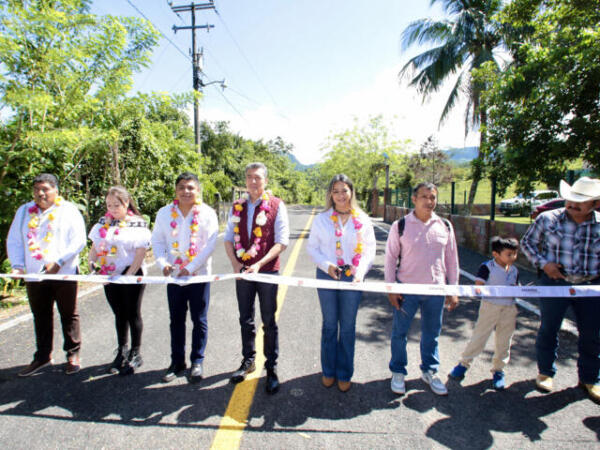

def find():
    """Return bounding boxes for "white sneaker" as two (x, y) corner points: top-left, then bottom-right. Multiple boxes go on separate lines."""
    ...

(391, 372), (406, 395)
(421, 370), (448, 396)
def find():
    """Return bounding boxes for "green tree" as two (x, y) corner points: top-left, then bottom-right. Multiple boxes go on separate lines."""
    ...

(399, 0), (504, 212)
(319, 116), (411, 205)
(0, 0), (169, 257)
(479, 0), (600, 194)
(408, 135), (453, 185)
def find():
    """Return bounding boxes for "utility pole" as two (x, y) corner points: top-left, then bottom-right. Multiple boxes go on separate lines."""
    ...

(170, 1), (216, 157)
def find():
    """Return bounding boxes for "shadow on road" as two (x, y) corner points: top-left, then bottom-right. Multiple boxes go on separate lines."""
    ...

(0, 363), (593, 445)
(0, 364), (236, 428)
(404, 379), (589, 449)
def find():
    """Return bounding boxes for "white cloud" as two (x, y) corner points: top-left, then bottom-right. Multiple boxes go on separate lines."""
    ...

(199, 63), (480, 165)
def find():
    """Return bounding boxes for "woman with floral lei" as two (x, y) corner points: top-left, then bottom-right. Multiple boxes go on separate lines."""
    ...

(151, 172), (218, 384)
(307, 174), (376, 392)
(88, 186), (151, 376)
(7, 173), (86, 377)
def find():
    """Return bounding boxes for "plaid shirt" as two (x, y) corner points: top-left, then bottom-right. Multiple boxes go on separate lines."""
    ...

(521, 208), (600, 276)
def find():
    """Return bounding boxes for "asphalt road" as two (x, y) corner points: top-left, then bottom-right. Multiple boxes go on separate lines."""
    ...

(0, 206), (598, 449)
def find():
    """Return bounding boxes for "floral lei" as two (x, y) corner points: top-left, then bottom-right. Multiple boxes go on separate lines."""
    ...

(331, 209), (363, 277)
(169, 198), (202, 270)
(93, 210), (132, 275)
(231, 192), (270, 261)
(27, 196), (63, 261)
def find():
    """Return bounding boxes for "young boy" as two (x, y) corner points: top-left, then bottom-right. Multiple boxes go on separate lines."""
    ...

(449, 236), (520, 390)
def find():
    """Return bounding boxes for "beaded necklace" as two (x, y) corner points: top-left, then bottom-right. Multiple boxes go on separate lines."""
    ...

(169, 199), (202, 269)
(231, 192), (270, 262)
(27, 197), (63, 260)
(330, 209), (363, 277)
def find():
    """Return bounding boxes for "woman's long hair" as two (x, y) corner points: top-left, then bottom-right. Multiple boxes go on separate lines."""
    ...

(105, 186), (142, 217)
(325, 174), (360, 211)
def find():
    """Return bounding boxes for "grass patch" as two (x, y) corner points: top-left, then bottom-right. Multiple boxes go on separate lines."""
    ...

(474, 215), (533, 225)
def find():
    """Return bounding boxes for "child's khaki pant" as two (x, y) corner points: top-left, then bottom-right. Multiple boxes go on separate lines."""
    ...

(460, 301), (518, 372)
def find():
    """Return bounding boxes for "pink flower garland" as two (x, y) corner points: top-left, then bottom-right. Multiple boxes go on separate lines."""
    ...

(94, 210), (133, 275)
(331, 209), (363, 277)
(231, 192), (270, 261)
(169, 199), (202, 270)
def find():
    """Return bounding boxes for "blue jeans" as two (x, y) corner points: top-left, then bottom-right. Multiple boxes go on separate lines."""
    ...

(389, 293), (445, 374)
(167, 283), (210, 365)
(537, 275), (600, 384)
(316, 268), (363, 382)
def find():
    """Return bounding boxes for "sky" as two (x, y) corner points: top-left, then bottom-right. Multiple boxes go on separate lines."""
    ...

(91, 0), (480, 165)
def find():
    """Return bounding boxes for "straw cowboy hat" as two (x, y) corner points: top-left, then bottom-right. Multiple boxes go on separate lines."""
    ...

(559, 177), (600, 202)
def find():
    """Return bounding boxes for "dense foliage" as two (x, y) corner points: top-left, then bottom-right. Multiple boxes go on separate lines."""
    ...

(0, 0), (316, 263)
(399, 0), (505, 211)
(478, 0), (600, 194)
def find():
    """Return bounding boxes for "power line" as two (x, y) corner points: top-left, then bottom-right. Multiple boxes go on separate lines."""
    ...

(213, 5), (285, 116)
(125, 0), (190, 62)
(128, 1), (249, 125)
(211, 86), (248, 123)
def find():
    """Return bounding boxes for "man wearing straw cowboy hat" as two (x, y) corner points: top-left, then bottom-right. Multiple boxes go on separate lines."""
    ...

(521, 176), (600, 403)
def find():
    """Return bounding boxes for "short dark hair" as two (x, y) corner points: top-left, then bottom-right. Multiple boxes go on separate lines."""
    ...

(33, 173), (59, 189)
(412, 182), (437, 196)
(491, 236), (519, 253)
(175, 172), (200, 187)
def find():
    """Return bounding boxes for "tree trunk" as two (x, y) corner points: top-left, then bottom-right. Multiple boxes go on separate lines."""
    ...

(110, 141), (121, 185)
(467, 108), (487, 214)
(0, 118), (22, 189)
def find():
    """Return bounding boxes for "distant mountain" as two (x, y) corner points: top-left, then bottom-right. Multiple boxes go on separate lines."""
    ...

(444, 146), (479, 164)
(287, 153), (314, 171)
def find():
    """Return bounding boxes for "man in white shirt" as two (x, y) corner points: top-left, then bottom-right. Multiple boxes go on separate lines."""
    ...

(151, 172), (218, 383)
(7, 173), (86, 376)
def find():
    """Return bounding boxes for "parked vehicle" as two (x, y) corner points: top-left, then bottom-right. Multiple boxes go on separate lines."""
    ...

(498, 195), (528, 216)
(528, 190), (560, 211)
(531, 198), (565, 219)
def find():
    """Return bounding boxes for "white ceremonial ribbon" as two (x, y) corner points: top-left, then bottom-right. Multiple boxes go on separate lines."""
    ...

(1, 272), (599, 298)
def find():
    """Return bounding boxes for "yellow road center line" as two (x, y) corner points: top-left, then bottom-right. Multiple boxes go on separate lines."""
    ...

(210, 209), (316, 450)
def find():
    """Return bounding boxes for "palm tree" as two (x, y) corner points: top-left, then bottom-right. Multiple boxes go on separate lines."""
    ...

(399, 0), (505, 212)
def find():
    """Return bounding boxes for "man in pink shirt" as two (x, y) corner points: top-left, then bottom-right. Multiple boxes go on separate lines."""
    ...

(384, 182), (459, 396)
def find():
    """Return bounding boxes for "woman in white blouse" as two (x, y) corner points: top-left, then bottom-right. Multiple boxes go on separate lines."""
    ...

(88, 186), (151, 376)
(307, 174), (376, 392)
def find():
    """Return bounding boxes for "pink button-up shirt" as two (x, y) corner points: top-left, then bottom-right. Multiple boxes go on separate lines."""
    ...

(384, 212), (459, 285)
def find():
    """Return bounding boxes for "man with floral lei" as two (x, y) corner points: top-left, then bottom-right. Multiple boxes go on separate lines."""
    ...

(224, 162), (289, 394)
(7, 173), (86, 377)
(151, 172), (218, 383)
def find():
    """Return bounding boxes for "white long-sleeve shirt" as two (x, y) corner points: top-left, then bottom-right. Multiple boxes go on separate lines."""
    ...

(306, 208), (376, 280)
(7, 200), (86, 274)
(151, 202), (218, 275)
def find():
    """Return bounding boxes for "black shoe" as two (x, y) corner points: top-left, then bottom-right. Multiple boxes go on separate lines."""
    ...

(120, 350), (143, 376)
(265, 368), (279, 394)
(107, 347), (127, 375)
(162, 362), (187, 383)
(18, 359), (53, 377)
(190, 362), (203, 383)
(230, 359), (256, 384)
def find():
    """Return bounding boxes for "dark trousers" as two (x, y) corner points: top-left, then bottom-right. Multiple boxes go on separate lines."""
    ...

(537, 275), (600, 384)
(235, 274), (279, 370)
(103, 268), (145, 351)
(25, 280), (81, 362)
(167, 282), (210, 365)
